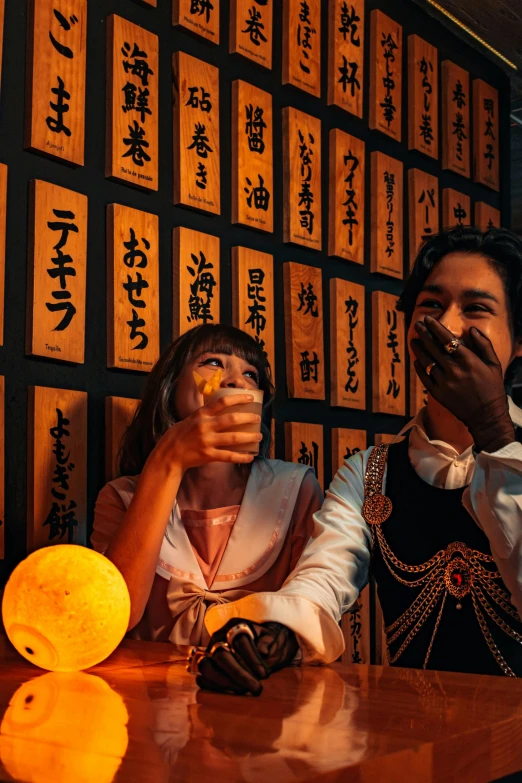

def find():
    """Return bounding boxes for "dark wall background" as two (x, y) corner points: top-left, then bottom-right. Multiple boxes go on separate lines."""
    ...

(0, 0), (510, 586)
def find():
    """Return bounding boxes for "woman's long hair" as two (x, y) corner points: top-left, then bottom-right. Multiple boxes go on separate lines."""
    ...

(118, 324), (275, 476)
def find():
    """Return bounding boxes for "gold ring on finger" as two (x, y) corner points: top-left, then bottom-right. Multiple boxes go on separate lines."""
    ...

(444, 338), (460, 354)
(226, 623), (256, 647)
(426, 361), (437, 377)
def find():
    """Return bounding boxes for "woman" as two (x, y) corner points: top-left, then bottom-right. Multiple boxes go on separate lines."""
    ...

(306, 226), (522, 676)
(91, 324), (325, 695)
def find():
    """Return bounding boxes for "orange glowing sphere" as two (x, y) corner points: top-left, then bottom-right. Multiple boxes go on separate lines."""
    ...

(1, 545), (131, 671)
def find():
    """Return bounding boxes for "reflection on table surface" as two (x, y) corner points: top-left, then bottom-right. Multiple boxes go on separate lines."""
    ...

(0, 638), (522, 782)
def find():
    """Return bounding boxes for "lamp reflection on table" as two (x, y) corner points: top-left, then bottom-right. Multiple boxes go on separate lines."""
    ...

(0, 671), (129, 783)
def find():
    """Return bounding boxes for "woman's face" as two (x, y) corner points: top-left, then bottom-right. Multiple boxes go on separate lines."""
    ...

(407, 252), (522, 376)
(173, 351), (261, 420)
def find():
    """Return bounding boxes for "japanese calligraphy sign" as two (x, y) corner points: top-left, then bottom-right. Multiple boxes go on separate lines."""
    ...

(0, 377), (3, 559)
(330, 279), (365, 409)
(0, 164), (6, 347)
(442, 61), (470, 177)
(328, 0), (364, 117)
(107, 204), (160, 372)
(473, 79), (500, 191)
(408, 35), (438, 159)
(369, 10), (402, 141)
(28, 386), (87, 552)
(285, 422), (324, 489)
(371, 152), (403, 279)
(332, 428), (366, 474)
(442, 188), (471, 229)
(107, 15), (158, 190)
(283, 108), (321, 250)
(475, 202), (501, 232)
(173, 227), (220, 337)
(375, 432), (397, 445)
(329, 129), (364, 264)
(173, 52), (220, 215)
(231, 247), (275, 381)
(25, 0), (86, 165)
(283, 262), (325, 400)
(283, 0), (320, 97)
(341, 587), (370, 665)
(232, 81), (273, 232)
(27, 180), (87, 364)
(372, 291), (405, 416)
(173, 0), (219, 44)
(410, 364), (428, 417)
(408, 169), (439, 270)
(105, 396), (140, 481)
(231, 0), (272, 68)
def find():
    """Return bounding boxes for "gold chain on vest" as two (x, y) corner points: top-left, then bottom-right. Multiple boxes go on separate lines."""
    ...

(362, 444), (522, 676)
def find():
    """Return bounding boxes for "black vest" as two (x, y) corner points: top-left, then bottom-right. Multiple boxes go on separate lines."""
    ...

(372, 436), (522, 676)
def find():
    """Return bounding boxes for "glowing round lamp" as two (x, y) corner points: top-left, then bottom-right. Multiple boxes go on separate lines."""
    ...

(0, 672), (129, 783)
(1, 545), (131, 671)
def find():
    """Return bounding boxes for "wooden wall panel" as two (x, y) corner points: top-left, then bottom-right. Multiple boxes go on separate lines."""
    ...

(283, 108), (321, 250)
(28, 386), (87, 551)
(283, 0), (321, 97)
(442, 61), (470, 177)
(230, 0), (272, 69)
(173, 52), (220, 215)
(332, 427), (366, 474)
(408, 168), (439, 270)
(285, 421), (323, 489)
(330, 279), (365, 409)
(173, 227), (220, 337)
(106, 15), (158, 190)
(25, 0), (86, 165)
(375, 432), (397, 445)
(371, 152), (403, 279)
(105, 396), (140, 482)
(329, 129), (364, 263)
(408, 35), (438, 159)
(369, 10), (402, 141)
(107, 204), (160, 372)
(26, 180), (87, 364)
(372, 291), (405, 416)
(473, 79), (499, 192)
(475, 202), (501, 231)
(328, 0), (364, 117)
(442, 188), (471, 229)
(173, 0), (219, 44)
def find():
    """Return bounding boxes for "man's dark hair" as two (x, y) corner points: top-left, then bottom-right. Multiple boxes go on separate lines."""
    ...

(397, 226), (522, 387)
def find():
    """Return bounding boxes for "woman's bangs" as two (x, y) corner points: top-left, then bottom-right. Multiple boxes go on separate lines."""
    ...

(188, 325), (266, 371)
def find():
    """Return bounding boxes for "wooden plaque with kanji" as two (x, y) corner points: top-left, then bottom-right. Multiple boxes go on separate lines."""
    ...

(442, 188), (471, 229)
(283, 0), (321, 97)
(371, 152), (403, 279)
(28, 386), (87, 551)
(173, 51), (220, 215)
(285, 421), (324, 489)
(408, 35), (438, 159)
(283, 107), (321, 250)
(105, 396), (140, 482)
(283, 262), (325, 400)
(442, 61), (470, 177)
(173, 0), (219, 44)
(173, 227), (220, 338)
(330, 279), (365, 409)
(329, 129), (364, 264)
(372, 291), (405, 416)
(107, 204), (160, 372)
(27, 180), (87, 364)
(106, 15), (158, 190)
(231, 247), (275, 381)
(473, 79), (499, 191)
(408, 169), (439, 270)
(25, 0), (86, 166)
(230, 0), (272, 69)
(475, 202), (501, 232)
(369, 10), (402, 141)
(328, 0), (364, 117)
(332, 427), (366, 474)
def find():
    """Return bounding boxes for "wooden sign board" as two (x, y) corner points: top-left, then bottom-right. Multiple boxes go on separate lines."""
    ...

(105, 396), (140, 481)
(142, 0), (157, 5)
(283, 0), (320, 97)
(330, 279), (365, 409)
(106, 16), (158, 190)
(369, 10), (402, 141)
(283, 262), (325, 400)
(28, 386), (87, 551)
(329, 129), (364, 264)
(328, 0), (364, 117)
(25, 0), (86, 165)
(173, 52), (220, 215)
(442, 61), (470, 177)
(27, 180), (87, 364)
(408, 35), (438, 159)
(371, 152), (403, 279)
(475, 202), (501, 232)
(230, 0), (272, 69)
(173, 227), (220, 337)
(284, 421), (324, 489)
(375, 433), (397, 445)
(231, 247), (275, 381)
(107, 204), (160, 372)
(0, 163), (6, 346)
(372, 291), (405, 416)
(173, 0), (219, 44)
(232, 81), (273, 233)
(332, 427), (366, 473)
(410, 364), (428, 417)
(341, 586), (370, 665)
(0, 376), (3, 559)
(473, 79), (500, 191)
(442, 188), (471, 229)
(283, 108), (321, 250)
(408, 169), (439, 270)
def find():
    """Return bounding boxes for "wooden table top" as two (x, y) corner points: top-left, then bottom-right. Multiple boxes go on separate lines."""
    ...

(0, 637), (521, 783)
